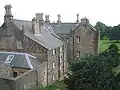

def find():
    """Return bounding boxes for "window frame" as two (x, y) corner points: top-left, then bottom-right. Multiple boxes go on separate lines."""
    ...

(76, 36), (80, 43)
(52, 61), (55, 69)
(76, 51), (80, 57)
(52, 49), (56, 55)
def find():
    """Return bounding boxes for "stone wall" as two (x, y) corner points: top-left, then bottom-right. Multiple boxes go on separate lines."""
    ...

(0, 62), (47, 90)
(47, 49), (59, 84)
(0, 62), (13, 78)
(72, 25), (98, 59)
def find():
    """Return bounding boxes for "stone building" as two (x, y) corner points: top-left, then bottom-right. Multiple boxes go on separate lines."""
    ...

(0, 52), (41, 77)
(0, 61), (13, 78)
(0, 4), (100, 90)
(0, 4), (67, 85)
(51, 14), (100, 61)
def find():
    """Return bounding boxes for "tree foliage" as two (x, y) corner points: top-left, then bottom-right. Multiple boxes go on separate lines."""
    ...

(65, 44), (120, 90)
(95, 22), (120, 41)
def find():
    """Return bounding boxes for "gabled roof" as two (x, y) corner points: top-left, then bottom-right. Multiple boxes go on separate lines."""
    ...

(50, 22), (97, 34)
(0, 22), (23, 41)
(0, 52), (41, 69)
(51, 23), (78, 34)
(0, 27), (5, 36)
(13, 19), (63, 50)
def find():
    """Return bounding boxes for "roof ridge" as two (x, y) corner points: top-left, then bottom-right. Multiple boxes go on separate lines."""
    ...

(13, 19), (31, 22)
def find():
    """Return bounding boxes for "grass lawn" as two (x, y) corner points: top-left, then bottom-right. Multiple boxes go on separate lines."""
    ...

(100, 40), (120, 52)
(100, 40), (120, 75)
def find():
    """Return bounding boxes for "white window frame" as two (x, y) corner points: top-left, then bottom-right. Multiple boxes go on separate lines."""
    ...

(66, 38), (69, 43)
(60, 47), (62, 53)
(60, 55), (62, 64)
(52, 74), (55, 81)
(52, 49), (55, 55)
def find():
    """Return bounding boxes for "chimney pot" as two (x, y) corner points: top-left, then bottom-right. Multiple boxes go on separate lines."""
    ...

(81, 17), (89, 26)
(4, 4), (13, 22)
(57, 14), (61, 24)
(45, 15), (50, 23)
(4, 4), (12, 16)
(76, 13), (79, 23)
(36, 13), (43, 21)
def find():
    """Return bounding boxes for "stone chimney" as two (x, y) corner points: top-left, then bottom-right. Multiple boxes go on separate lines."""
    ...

(45, 15), (50, 24)
(57, 14), (61, 24)
(76, 13), (79, 24)
(81, 17), (89, 26)
(36, 13), (43, 21)
(32, 17), (41, 36)
(35, 13), (44, 26)
(4, 4), (13, 22)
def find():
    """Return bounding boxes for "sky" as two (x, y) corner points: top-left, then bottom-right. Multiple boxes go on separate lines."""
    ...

(0, 0), (120, 26)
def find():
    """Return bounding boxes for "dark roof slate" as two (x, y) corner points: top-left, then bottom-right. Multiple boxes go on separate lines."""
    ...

(13, 19), (63, 50)
(0, 52), (41, 69)
(51, 23), (78, 34)
(51, 22), (96, 34)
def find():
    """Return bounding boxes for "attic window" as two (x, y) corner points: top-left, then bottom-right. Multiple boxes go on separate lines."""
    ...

(5, 55), (15, 63)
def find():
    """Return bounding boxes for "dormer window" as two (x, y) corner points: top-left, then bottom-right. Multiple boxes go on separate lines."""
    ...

(5, 55), (14, 63)
(76, 36), (80, 43)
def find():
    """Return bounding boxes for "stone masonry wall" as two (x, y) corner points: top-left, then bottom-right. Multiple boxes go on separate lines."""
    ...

(0, 62), (13, 78)
(0, 62), (47, 90)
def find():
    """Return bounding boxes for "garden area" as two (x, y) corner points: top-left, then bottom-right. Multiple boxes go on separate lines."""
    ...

(100, 40), (120, 52)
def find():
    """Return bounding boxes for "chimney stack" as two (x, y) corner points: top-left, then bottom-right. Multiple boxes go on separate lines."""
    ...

(81, 17), (89, 26)
(76, 13), (79, 24)
(32, 17), (41, 36)
(4, 4), (13, 22)
(45, 15), (50, 23)
(36, 13), (43, 21)
(57, 14), (61, 24)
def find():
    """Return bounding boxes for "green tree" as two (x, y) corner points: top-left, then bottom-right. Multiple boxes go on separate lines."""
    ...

(65, 44), (120, 90)
(109, 25), (120, 42)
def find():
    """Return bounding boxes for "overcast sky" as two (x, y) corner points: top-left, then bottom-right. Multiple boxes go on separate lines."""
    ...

(0, 0), (120, 26)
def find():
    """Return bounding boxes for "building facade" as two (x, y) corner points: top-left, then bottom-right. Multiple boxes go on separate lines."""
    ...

(51, 14), (100, 61)
(0, 4), (67, 85)
(0, 4), (99, 89)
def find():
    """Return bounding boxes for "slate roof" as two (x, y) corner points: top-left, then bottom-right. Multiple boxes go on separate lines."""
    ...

(50, 22), (96, 34)
(13, 19), (63, 50)
(0, 22), (23, 41)
(0, 52), (41, 69)
(0, 27), (5, 36)
(51, 23), (77, 34)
